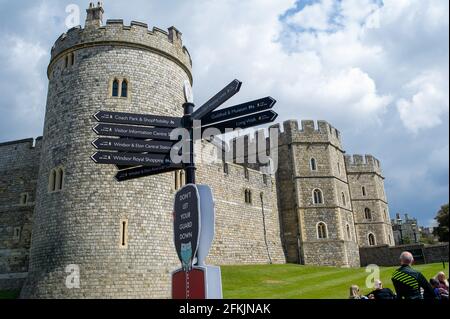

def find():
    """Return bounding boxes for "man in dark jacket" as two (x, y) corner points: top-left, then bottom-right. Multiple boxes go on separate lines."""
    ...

(369, 280), (396, 300)
(391, 251), (435, 299)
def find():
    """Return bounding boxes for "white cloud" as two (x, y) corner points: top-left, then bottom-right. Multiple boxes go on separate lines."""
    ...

(286, 0), (335, 31)
(397, 71), (449, 133)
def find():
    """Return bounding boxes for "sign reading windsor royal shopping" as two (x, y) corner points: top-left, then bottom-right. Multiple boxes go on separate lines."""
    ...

(90, 79), (278, 299)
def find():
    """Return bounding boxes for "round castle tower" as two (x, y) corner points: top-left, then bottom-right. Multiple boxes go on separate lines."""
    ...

(21, 3), (192, 298)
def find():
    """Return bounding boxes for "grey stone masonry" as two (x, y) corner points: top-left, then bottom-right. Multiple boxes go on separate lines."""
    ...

(272, 120), (360, 267)
(0, 138), (42, 290)
(345, 155), (395, 247)
(21, 7), (192, 298)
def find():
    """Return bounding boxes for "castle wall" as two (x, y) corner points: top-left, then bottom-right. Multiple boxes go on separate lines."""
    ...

(0, 138), (42, 290)
(196, 159), (285, 265)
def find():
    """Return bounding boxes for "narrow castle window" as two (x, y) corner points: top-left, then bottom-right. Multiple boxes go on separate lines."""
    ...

(121, 80), (128, 98)
(19, 193), (29, 205)
(49, 169), (57, 192)
(223, 163), (229, 175)
(13, 227), (21, 242)
(70, 53), (75, 66)
(57, 167), (65, 191)
(342, 192), (346, 206)
(112, 79), (119, 97)
(362, 186), (366, 196)
(310, 158), (317, 171)
(244, 167), (249, 180)
(364, 208), (372, 220)
(174, 171), (179, 190)
(65, 55), (69, 68)
(49, 167), (64, 193)
(317, 222), (328, 239)
(346, 224), (351, 240)
(263, 174), (268, 185)
(174, 170), (186, 191)
(245, 189), (252, 204)
(120, 219), (128, 248)
(368, 233), (376, 246)
(313, 189), (323, 204)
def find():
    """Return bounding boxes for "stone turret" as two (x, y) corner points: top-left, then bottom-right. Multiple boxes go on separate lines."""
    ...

(275, 120), (360, 267)
(85, 2), (104, 28)
(345, 155), (394, 247)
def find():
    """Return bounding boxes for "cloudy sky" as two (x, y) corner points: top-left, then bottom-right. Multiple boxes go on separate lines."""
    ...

(0, 0), (448, 227)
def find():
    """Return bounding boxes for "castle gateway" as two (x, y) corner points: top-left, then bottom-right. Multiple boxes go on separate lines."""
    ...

(0, 3), (394, 298)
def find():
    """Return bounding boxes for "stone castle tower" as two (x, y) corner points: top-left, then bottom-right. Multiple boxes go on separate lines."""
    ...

(345, 155), (394, 247)
(21, 3), (193, 298)
(274, 120), (360, 267)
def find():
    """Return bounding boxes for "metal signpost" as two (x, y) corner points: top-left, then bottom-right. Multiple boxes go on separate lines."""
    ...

(90, 79), (278, 299)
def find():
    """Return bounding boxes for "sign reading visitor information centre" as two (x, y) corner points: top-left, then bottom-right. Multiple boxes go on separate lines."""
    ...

(90, 79), (278, 299)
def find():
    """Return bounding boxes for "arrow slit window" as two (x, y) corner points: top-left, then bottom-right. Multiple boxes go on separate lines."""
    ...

(310, 158), (317, 171)
(19, 193), (29, 205)
(120, 219), (128, 248)
(244, 189), (252, 204)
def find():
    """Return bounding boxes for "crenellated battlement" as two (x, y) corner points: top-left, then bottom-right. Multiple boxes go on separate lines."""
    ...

(269, 120), (343, 150)
(0, 137), (43, 151)
(49, 8), (192, 81)
(345, 154), (383, 175)
(0, 137), (43, 171)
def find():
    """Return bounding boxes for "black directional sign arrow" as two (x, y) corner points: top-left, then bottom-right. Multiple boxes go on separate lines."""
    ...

(93, 111), (181, 128)
(115, 164), (183, 182)
(93, 123), (174, 140)
(201, 97), (276, 126)
(92, 138), (176, 154)
(192, 79), (242, 120)
(202, 110), (278, 136)
(91, 152), (173, 167)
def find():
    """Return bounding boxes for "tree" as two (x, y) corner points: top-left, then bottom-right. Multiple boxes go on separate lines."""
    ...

(433, 204), (449, 242)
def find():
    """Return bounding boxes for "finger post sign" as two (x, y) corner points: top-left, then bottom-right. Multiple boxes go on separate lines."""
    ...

(89, 79), (277, 300)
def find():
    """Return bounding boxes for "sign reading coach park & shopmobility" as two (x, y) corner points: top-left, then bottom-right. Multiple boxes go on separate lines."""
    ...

(173, 184), (201, 271)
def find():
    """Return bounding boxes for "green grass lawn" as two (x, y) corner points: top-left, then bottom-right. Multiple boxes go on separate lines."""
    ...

(221, 262), (449, 299)
(0, 290), (20, 299)
(1, 263), (447, 299)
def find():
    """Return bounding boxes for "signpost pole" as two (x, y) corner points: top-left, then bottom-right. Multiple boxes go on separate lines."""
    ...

(183, 102), (196, 184)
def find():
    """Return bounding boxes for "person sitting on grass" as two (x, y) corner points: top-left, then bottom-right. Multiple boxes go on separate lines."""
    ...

(435, 272), (449, 299)
(348, 285), (368, 299)
(430, 278), (443, 299)
(368, 280), (396, 300)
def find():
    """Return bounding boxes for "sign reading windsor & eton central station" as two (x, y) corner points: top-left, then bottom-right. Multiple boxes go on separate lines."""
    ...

(90, 79), (278, 299)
